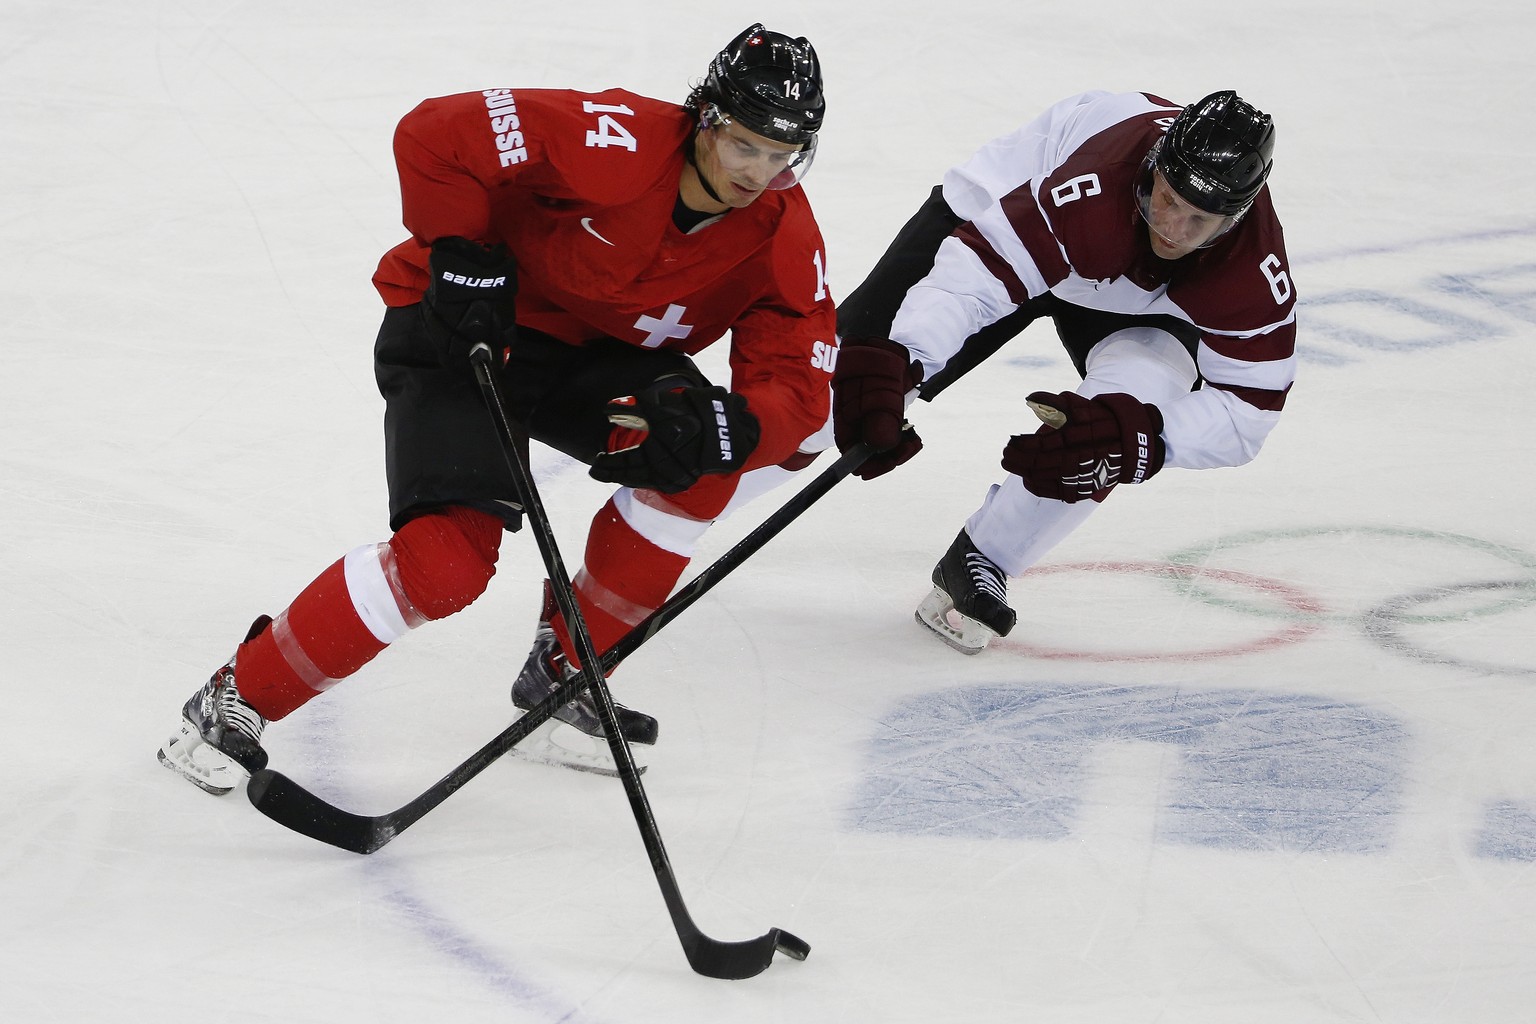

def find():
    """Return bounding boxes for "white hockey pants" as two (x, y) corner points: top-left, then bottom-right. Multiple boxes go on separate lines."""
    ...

(964, 326), (1199, 577)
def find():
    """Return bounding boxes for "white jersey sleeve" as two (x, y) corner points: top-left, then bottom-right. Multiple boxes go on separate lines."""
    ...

(890, 91), (1172, 380)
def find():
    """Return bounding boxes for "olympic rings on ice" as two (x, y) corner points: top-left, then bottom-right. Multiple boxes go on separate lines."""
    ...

(1362, 579), (1536, 678)
(1163, 526), (1536, 624)
(1003, 561), (1326, 662)
(996, 527), (1536, 674)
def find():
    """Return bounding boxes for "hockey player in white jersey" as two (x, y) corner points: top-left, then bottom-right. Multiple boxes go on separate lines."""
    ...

(832, 90), (1296, 653)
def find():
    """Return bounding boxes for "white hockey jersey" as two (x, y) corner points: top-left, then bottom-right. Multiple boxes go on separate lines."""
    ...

(892, 90), (1297, 470)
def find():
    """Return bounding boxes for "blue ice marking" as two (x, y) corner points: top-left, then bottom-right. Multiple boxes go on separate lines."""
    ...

(850, 683), (1406, 853)
(1297, 257), (1536, 366)
(1302, 289), (1497, 353)
(1475, 801), (1536, 861)
(1431, 263), (1536, 326)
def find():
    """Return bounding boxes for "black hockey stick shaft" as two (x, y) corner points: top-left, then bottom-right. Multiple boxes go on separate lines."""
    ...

(246, 438), (871, 854)
(469, 344), (809, 978)
(599, 438), (871, 672)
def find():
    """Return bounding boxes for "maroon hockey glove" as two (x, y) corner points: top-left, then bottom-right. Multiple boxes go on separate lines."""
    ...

(422, 237), (518, 365)
(831, 336), (925, 480)
(589, 384), (761, 493)
(1000, 391), (1165, 502)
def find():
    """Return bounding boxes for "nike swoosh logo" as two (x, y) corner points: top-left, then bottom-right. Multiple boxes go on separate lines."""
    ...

(580, 217), (615, 246)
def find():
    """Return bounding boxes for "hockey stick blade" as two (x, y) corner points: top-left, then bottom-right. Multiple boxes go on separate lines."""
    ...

(681, 925), (810, 980)
(245, 769), (393, 855)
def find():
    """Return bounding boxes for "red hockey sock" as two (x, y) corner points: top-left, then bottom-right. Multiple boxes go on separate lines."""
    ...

(234, 557), (386, 721)
(234, 507), (503, 720)
(552, 498), (690, 669)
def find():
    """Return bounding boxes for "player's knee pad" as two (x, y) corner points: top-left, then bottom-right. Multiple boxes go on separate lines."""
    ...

(389, 506), (504, 620)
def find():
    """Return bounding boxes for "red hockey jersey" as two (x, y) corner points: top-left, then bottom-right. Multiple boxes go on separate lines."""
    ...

(372, 88), (837, 468)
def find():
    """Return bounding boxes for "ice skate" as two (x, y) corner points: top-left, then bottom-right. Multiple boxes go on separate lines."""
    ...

(915, 530), (1017, 655)
(510, 624), (656, 776)
(158, 616), (273, 795)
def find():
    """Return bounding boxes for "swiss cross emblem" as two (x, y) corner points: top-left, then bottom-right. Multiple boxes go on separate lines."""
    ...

(634, 304), (694, 348)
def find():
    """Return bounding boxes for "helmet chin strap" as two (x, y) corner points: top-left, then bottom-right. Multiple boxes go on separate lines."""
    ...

(685, 127), (727, 206)
(695, 165), (725, 205)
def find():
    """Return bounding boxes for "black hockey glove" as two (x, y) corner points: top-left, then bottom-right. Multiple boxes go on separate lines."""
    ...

(589, 385), (762, 494)
(421, 237), (518, 365)
(1001, 391), (1165, 503)
(831, 336), (925, 480)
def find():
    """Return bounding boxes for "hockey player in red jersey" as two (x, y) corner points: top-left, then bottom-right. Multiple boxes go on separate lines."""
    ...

(159, 24), (837, 791)
(833, 90), (1296, 653)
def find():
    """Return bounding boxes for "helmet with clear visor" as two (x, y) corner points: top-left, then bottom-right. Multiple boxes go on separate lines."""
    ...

(690, 23), (825, 190)
(1135, 90), (1274, 252)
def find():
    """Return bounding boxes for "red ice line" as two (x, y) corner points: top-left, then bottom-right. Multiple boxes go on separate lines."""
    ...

(1001, 560), (1328, 663)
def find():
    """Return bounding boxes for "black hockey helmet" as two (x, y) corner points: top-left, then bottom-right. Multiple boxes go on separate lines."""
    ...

(697, 23), (824, 146)
(1153, 90), (1275, 217)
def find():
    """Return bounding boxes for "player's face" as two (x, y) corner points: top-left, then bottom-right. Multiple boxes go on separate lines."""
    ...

(1140, 171), (1237, 259)
(696, 119), (806, 208)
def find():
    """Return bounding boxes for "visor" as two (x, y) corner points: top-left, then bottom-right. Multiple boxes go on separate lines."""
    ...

(701, 104), (817, 190)
(1134, 147), (1243, 253)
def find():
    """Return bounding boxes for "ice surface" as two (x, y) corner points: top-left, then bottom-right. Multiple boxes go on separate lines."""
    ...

(4, 2), (1535, 1021)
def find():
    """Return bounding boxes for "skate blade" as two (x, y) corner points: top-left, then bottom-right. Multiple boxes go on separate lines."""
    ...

(509, 713), (649, 777)
(157, 717), (243, 796)
(914, 586), (996, 655)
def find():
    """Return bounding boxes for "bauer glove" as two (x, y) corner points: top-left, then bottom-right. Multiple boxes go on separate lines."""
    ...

(422, 237), (518, 365)
(589, 384), (762, 494)
(1001, 391), (1165, 503)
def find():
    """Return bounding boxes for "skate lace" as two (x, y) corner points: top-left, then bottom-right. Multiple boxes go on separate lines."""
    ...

(514, 640), (575, 708)
(551, 656), (603, 714)
(964, 552), (1008, 602)
(215, 674), (267, 743)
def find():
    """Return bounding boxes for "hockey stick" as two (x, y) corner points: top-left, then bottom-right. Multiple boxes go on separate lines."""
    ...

(467, 344), (808, 978)
(246, 438), (872, 854)
(252, 346), (843, 976)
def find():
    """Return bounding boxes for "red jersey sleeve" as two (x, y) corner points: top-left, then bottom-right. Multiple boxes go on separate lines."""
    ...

(390, 90), (537, 246)
(726, 196), (837, 467)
